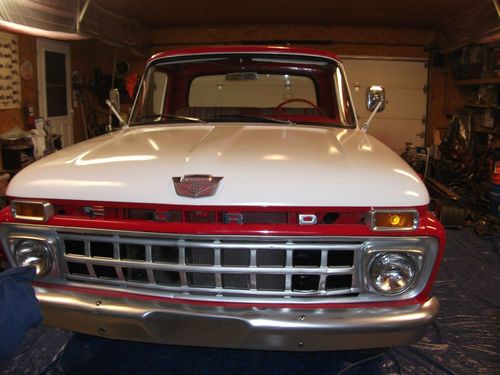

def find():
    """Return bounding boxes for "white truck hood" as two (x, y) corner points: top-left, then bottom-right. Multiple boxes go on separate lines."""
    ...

(8, 124), (429, 207)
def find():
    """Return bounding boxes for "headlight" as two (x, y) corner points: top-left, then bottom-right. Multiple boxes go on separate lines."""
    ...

(368, 252), (417, 294)
(13, 239), (53, 277)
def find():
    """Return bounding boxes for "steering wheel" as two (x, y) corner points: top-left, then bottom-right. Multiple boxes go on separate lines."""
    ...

(273, 98), (323, 115)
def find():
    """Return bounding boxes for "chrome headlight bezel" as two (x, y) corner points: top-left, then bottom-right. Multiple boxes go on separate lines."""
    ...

(9, 236), (56, 278)
(362, 238), (438, 298)
(367, 252), (421, 295)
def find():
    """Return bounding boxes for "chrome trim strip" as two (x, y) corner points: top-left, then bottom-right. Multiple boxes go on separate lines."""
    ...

(340, 55), (428, 63)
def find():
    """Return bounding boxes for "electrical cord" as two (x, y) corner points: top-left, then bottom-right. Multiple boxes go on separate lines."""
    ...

(336, 350), (387, 375)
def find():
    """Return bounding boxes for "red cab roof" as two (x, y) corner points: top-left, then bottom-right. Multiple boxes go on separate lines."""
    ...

(149, 45), (340, 63)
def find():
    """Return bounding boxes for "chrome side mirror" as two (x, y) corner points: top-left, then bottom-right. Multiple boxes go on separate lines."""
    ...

(366, 85), (386, 112)
(106, 88), (126, 129)
(109, 88), (121, 114)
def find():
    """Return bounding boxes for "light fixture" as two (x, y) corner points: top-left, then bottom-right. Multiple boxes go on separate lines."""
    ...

(0, 20), (87, 40)
(368, 252), (418, 295)
(11, 201), (54, 222)
(366, 210), (418, 231)
(13, 239), (54, 277)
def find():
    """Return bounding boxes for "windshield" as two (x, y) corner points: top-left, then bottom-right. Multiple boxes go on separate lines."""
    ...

(130, 54), (356, 128)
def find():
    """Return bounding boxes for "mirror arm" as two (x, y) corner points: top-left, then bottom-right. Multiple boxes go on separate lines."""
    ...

(105, 99), (128, 129)
(361, 100), (383, 132)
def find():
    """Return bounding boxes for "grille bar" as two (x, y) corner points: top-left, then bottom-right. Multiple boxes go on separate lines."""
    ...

(64, 254), (355, 274)
(64, 273), (362, 297)
(61, 233), (362, 250)
(60, 232), (361, 299)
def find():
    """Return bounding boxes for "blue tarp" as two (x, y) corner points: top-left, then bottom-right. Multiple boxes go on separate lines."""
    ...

(0, 229), (498, 374)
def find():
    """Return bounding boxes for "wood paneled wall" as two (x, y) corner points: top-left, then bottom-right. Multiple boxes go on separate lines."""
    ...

(0, 33), (38, 135)
(426, 55), (463, 145)
(149, 25), (431, 58)
(71, 39), (145, 143)
(0, 33), (145, 146)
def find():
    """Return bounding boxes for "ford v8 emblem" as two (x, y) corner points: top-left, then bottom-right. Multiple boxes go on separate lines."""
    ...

(172, 175), (223, 198)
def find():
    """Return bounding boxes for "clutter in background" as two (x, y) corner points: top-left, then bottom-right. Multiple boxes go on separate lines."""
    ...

(0, 122), (62, 172)
(402, 111), (500, 235)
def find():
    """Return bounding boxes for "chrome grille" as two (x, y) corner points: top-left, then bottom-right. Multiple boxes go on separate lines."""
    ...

(59, 232), (363, 299)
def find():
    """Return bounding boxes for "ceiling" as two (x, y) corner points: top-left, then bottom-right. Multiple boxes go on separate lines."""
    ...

(94, 0), (487, 30)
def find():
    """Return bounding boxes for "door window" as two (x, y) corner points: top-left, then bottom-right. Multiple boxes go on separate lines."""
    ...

(44, 51), (68, 117)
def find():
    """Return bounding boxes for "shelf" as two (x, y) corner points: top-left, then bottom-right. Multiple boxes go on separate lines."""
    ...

(464, 103), (499, 110)
(455, 77), (500, 85)
(474, 122), (499, 133)
(475, 127), (497, 134)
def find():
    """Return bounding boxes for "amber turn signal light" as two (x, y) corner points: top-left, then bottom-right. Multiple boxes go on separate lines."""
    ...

(11, 201), (54, 222)
(367, 210), (418, 231)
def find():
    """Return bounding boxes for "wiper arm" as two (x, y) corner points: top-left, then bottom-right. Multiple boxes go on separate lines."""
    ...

(206, 114), (294, 125)
(132, 114), (206, 124)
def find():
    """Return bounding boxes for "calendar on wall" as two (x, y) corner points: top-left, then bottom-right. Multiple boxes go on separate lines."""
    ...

(0, 31), (21, 109)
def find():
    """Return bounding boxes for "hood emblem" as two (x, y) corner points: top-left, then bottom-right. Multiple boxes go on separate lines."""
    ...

(172, 175), (223, 198)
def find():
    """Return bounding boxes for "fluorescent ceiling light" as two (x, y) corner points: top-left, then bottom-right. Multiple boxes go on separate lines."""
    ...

(0, 20), (88, 40)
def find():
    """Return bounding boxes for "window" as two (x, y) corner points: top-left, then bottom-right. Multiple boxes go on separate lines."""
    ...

(45, 51), (67, 117)
(135, 67), (169, 120)
(189, 74), (317, 108)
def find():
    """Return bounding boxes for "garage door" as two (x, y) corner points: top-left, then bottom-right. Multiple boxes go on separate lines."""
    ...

(342, 58), (428, 155)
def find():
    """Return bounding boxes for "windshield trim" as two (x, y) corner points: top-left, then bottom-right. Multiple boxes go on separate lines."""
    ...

(129, 52), (359, 130)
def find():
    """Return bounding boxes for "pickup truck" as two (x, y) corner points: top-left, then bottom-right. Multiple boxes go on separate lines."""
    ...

(0, 46), (444, 351)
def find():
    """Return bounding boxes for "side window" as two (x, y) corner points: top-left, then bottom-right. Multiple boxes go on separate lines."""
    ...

(151, 70), (168, 113)
(137, 68), (169, 117)
(333, 67), (356, 126)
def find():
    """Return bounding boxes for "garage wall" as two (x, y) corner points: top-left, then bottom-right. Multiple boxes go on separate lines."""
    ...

(0, 32), (144, 145)
(0, 25), (461, 149)
(72, 25), (460, 147)
(149, 25), (455, 146)
(426, 55), (463, 145)
(0, 33), (38, 135)
(71, 39), (144, 143)
(343, 58), (428, 154)
(149, 25), (430, 58)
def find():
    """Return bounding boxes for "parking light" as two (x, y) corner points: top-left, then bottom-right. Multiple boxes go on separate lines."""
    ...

(11, 201), (54, 222)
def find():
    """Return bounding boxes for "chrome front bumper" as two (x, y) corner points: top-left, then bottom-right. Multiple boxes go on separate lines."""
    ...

(36, 286), (439, 351)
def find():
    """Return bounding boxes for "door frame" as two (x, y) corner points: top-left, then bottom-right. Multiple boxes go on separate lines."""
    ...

(36, 38), (74, 147)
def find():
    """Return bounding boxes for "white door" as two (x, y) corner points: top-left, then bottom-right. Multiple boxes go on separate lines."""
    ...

(37, 38), (73, 148)
(342, 58), (427, 155)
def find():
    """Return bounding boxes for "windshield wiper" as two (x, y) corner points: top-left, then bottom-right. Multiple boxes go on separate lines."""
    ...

(206, 114), (295, 125)
(132, 114), (206, 124)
